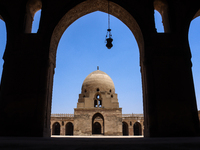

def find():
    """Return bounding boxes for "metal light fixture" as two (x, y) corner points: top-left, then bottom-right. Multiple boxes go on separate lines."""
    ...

(105, 0), (113, 49)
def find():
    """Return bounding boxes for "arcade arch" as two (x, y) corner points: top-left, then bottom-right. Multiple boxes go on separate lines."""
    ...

(49, 0), (144, 62)
(154, 0), (170, 33)
(49, 0), (145, 135)
(52, 122), (60, 135)
(122, 122), (129, 136)
(133, 122), (142, 135)
(25, 0), (42, 33)
(0, 17), (6, 82)
(92, 113), (104, 135)
(154, 10), (164, 33)
(31, 9), (41, 33)
(188, 10), (200, 111)
(65, 122), (73, 135)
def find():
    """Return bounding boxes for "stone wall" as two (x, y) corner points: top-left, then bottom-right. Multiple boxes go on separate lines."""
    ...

(51, 113), (145, 136)
(74, 108), (122, 136)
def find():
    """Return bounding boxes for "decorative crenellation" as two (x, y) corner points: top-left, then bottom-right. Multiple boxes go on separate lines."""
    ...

(122, 114), (143, 118)
(51, 114), (74, 117)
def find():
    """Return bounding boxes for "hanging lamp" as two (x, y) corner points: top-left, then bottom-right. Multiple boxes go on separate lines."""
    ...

(105, 0), (113, 49)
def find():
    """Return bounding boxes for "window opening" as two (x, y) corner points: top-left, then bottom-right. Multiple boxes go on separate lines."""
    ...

(94, 100), (97, 107)
(99, 100), (102, 107)
(94, 94), (102, 108)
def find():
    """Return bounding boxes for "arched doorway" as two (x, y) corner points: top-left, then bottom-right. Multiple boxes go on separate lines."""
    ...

(92, 113), (104, 135)
(65, 122), (73, 135)
(93, 122), (101, 134)
(134, 122), (142, 135)
(52, 122), (60, 135)
(122, 122), (129, 136)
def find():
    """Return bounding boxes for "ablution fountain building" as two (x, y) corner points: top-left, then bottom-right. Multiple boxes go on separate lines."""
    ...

(51, 70), (144, 136)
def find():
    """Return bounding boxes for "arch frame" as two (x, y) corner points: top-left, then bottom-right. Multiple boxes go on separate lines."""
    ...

(154, 0), (170, 33)
(52, 122), (61, 135)
(45, 0), (145, 137)
(133, 122), (142, 136)
(24, 0), (42, 33)
(122, 121), (129, 136)
(49, 0), (144, 67)
(65, 122), (74, 135)
(92, 112), (104, 135)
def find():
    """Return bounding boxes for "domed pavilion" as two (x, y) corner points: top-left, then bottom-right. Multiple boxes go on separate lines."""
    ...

(50, 69), (144, 136)
(74, 69), (122, 135)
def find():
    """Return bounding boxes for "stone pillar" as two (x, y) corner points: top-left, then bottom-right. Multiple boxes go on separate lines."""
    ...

(60, 125), (65, 135)
(0, 34), (52, 137)
(129, 123), (133, 136)
(141, 121), (144, 136)
(142, 33), (200, 137)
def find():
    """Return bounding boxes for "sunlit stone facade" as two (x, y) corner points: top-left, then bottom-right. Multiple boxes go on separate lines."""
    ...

(51, 70), (144, 136)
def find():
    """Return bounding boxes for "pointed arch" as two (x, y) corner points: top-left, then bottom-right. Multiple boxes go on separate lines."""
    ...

(31, 9), (41, 33)
(52, 122), (60, 135)
(134, 122), (142, 135)
(49, 0), (144, 65)
(154, 0), (170, 33)
(65, 122), (74, 135)
(154, 10), (164, 33)
(0, 16), (7, 82)
(188, 10), (200, 113)
(25, 0), (42, 33)
(92, 113), (104, 135)
(193, 9), (200, 20)
(122, 121), (129, 136)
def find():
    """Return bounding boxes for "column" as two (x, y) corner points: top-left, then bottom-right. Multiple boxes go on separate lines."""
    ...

(0, 34), (52, 137)
(142, 33), (200, 137)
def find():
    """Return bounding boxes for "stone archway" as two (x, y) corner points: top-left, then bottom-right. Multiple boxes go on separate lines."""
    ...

(47, 0), (145, 137)
(25, 0), (42, 33)
(134, 122), (142, 136)
(122, 122), (129, 136)
(52, 122), (60, 135)
(93, 122), (101, 134)
(92, 113), (104, 135)
(153, 0), (170, 33)
(65, 122), (73, 135)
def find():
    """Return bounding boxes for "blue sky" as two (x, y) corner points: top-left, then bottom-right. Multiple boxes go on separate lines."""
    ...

(0, 10), (200, 114)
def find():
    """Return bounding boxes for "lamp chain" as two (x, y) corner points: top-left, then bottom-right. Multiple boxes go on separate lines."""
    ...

(108, 0), (110, 29)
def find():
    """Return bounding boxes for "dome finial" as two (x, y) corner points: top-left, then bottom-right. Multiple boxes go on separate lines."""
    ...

(97, 66), (99, 70)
